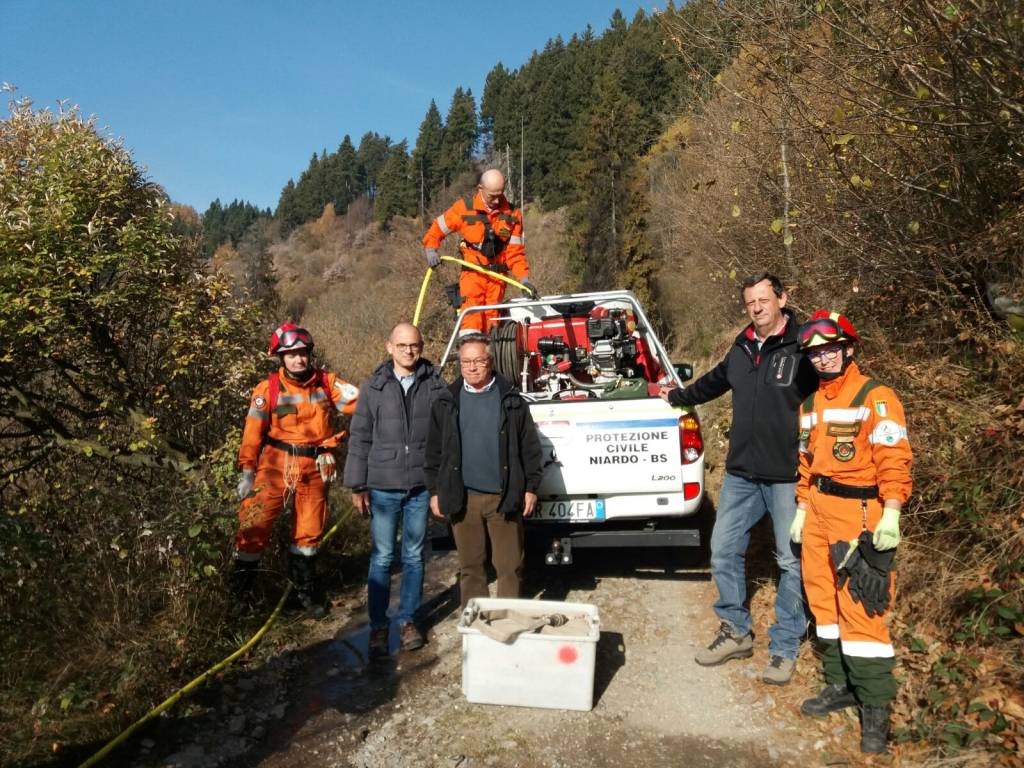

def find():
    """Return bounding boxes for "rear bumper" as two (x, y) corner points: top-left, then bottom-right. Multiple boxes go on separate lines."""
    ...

(526, 516), (703, 564)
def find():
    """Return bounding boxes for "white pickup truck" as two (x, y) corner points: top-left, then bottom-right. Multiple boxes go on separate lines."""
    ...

(437, 290), (706, 565)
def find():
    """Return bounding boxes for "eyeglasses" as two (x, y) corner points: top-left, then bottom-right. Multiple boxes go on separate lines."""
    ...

(459, 358), (491, 368)
(806, 346), (843, 360)
(394, 343), (423, 352)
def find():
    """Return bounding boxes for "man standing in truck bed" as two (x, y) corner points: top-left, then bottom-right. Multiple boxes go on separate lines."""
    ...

(422, 168), (539, 334)
(659, 273), (818, 684)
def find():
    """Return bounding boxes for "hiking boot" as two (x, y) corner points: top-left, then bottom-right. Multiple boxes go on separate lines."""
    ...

(287, 552), (327, 619)
(860, 704), (890, 754)
(694, 621), (754, 667)
(762, 655), (795, 685)
(399, 622), (425, 651)
(369, 627), (390, 659)
(228, 558), (259, 599)
(800, 683), (858, 717)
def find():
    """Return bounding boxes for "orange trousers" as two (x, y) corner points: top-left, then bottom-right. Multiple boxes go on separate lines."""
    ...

(235, 446), (327, 558)
(458, 267), (507, 334)
(801, 487), (896, 657)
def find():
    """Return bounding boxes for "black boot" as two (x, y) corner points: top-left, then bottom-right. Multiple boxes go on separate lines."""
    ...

(288, 552), (327, 619)
(800, 684), (858, 717)
(860, 704), (890, 754)
(228, 558), (259, 599)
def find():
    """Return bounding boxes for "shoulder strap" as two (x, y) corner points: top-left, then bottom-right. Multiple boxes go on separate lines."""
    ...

(849, 378), (881, 408)
(268, 372), (281, 412)
(317, 370), (336, 410)
(800, 391), (817, 416)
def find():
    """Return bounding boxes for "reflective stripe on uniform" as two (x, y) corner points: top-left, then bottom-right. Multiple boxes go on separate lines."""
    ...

(822, 407), (870, 422)
(509, 235), (524, 245)
(289, 543), (318, 556)
(308, 390), (329, 403)
(436, 214), (451, 235)
(277, 393), (304, 405)
(248, 407), (270, 420)
(816, 624), (840, 640)
(840, 639), (895, 658)
(800, 413), (818, 429)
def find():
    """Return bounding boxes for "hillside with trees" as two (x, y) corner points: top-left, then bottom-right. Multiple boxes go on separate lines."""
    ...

(2, 2), (1022, 766)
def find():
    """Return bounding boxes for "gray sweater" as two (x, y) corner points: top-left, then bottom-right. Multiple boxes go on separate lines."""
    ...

(459, 385), (502, 494)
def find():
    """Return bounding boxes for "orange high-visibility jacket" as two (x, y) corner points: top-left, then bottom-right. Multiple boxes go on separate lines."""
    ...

(797, 361), (912, 505)
(422, 192), (529, 279)
(238, 368), (359, 470)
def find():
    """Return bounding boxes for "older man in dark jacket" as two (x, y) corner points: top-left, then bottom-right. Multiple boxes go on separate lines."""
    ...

(345, 323), (447, 658)
(424, 335), (543, 609)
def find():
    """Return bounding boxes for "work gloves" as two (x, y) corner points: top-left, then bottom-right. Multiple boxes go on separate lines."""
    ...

(237, 469), (255, 500)
(521, 278), (540, 300)
(789, 507), (806, 543)
(872, 508), (901, 550)
(424, 248), (441, 268)
(316, 452), (337, 483)
(830, 531), (896, 618)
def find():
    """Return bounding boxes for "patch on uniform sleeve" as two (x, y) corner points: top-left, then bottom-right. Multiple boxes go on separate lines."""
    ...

(334, 381), (359, 404)
(874, 400), (888, 418)
(870, 419), (908, 446)
(253, 395), (266, 409)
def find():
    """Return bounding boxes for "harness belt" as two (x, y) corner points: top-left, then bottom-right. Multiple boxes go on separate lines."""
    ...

(264, 436), (327, 459)
(814, 476), (879, 499)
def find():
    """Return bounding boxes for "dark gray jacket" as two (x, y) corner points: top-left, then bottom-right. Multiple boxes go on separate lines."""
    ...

(343, 359), (447, 492)
(423, 374), (543, 522)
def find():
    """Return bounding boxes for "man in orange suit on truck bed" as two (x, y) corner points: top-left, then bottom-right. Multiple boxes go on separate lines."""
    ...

(422, 168), (538, 334)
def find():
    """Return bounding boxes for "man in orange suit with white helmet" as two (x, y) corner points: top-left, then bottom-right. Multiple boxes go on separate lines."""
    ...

(231, 323), (358, 617)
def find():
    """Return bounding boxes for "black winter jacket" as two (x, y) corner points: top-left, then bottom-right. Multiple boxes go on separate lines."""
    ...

(343, 359), (447, 491)
(668, 309), (818, 482)
(423, 374), (543, 522)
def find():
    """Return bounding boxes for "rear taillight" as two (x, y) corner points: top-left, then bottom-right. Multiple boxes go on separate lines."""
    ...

(684, 482), (701, 499)
(679, 413), (703, 464)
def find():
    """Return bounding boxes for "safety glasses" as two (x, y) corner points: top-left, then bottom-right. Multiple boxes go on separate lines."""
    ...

(798, 318), (843, 347)
(279, 329), (310, 348)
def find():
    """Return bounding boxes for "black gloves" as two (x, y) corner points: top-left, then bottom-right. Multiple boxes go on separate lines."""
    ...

(829, 531), (895, 618)
(520, 278), (540, 300)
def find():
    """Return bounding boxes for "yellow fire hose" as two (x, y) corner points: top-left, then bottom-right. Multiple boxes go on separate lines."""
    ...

(78, 505), (355, 768)
(412, 254), (531, 326)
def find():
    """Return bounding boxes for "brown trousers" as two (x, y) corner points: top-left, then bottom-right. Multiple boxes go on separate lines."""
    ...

(451, 493), (524, 609)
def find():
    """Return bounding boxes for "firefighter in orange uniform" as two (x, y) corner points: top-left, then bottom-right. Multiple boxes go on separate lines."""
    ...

(789, 310), (912, 754)
(422, 168), (538, 334)
(231, 323), (358, 617)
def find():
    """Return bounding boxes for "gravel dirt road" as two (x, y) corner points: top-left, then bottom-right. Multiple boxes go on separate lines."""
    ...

(129, 531), (833, 768)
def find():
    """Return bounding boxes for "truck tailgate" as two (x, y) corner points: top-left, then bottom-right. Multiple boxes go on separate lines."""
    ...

(530, 398), (682, 496)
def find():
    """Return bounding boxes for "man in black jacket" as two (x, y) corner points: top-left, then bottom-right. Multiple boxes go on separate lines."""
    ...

(344, 322), (447, 658)
(424, 335), (543, 610)
(660, 273), (818, 685)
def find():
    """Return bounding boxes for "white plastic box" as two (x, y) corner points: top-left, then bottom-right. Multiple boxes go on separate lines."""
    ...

(457, 597), (600, 711)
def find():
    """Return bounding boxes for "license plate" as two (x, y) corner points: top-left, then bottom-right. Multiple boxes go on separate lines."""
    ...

(532, 499), (605, 523)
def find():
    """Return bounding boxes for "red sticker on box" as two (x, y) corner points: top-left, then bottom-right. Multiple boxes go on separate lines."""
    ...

(558, 645), (578, 664)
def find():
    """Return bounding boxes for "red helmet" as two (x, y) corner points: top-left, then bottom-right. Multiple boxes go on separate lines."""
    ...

(268, 323), (314, 355)
(798, 310), (860, 349)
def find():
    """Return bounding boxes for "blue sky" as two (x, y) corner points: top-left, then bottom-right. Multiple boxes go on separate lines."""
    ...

(4, 1), (647, 212)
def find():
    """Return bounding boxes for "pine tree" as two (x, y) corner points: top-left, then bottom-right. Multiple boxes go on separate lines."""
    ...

(356, 132), (391, 200)
(375, 141), (416, 225)
(412, 100), (444, 207)
(438, 87), (479, 185)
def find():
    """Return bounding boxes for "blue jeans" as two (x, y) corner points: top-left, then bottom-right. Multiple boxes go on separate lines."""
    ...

(709, 472), (807, 659)
(367, 488), (429, 629)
